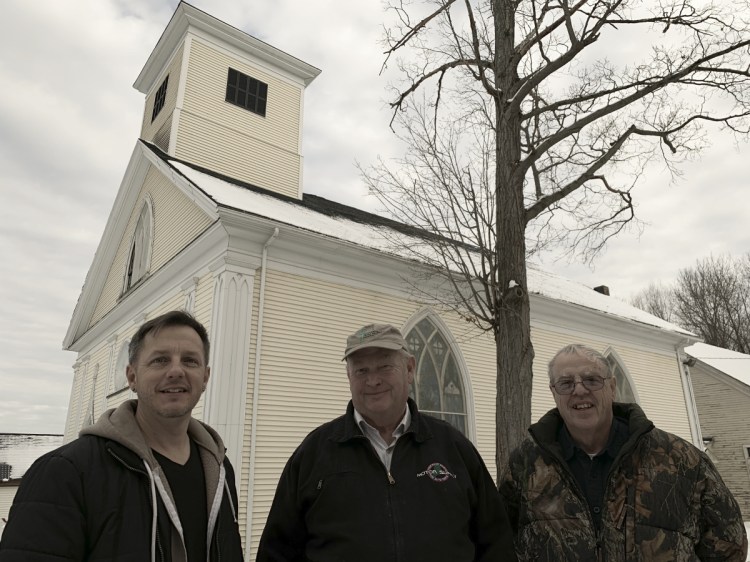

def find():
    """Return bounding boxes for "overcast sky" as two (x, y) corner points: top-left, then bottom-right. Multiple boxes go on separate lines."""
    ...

(2, 0), (749, 434)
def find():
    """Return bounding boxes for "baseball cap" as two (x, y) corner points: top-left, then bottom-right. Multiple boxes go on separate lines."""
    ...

(343, 323), (408, 360)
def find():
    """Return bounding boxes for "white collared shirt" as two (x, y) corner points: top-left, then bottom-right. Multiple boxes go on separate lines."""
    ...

(353, 406), (411, 471)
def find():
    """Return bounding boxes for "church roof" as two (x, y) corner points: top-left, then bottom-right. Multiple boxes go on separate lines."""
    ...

(145, 142), (695, 339)
(686, 342), (750, 388)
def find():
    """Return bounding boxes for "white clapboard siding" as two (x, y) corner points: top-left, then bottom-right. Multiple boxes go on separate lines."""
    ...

(90, 166), (213, 326)
(175, 39), (303, 198)
(691, 365), (750, 517)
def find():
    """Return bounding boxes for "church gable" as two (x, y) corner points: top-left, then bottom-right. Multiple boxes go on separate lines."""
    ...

(88, 163), (214, 328)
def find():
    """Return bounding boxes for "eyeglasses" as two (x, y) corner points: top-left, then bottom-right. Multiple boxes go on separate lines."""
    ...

(550, 375), (610, 395)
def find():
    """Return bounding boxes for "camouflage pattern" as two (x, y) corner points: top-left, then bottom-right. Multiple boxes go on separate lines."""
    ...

(499, 403), (748, 561)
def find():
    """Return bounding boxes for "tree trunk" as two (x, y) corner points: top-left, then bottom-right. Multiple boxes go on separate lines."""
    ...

(493, 0), (534, 477)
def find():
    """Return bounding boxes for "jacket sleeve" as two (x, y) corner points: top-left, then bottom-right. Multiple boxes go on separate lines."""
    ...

(464, 442), (518, 562)
(0, 453), (86, 561)
(256, 449), (308, 562)
(695, 454), (748, 561)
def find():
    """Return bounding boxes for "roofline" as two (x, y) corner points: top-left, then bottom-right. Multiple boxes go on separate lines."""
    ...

(133, 1), (320, 93)
(152, 144), (697, 340)
(530, 292), (699, 349)
(147, 141), (451, 244)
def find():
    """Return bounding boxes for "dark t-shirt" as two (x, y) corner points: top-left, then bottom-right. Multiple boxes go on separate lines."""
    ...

(154, 439), (208, 561)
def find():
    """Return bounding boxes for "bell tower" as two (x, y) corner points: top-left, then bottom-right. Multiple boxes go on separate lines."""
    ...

(133, 2), (320, 199)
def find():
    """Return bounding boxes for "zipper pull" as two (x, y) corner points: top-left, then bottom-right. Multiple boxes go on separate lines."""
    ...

(317, 479), (323, 490)
(387, 471), (395, 485)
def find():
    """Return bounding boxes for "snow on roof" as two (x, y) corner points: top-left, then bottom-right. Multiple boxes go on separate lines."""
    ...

(0, 434), (63, 481)
(169, 158), (693, 337)
(685, 342), (750, 388)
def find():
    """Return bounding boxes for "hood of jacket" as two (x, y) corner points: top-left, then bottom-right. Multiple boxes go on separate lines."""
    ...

(80, 399), (227, 470)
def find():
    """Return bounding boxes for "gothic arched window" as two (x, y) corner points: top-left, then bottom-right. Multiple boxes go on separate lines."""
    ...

(111, 341), (130, 394)
(605, 348), (639, 404)
(123, 200), (153, 292)
(406, 317), (469, 435)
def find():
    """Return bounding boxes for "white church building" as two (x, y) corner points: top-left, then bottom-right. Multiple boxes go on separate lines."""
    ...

(62, 2), (702, 556)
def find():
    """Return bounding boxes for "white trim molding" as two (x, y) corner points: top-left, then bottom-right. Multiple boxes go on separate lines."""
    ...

(203, 263), (256, 484)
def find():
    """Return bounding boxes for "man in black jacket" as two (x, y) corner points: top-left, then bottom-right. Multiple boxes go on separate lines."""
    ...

(0, 311), (243, 561)
(257, 323), (516, 562)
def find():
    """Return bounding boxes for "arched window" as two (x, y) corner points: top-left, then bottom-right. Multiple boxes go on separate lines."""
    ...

(83, 365), (99, 428)
(111, 341), (130, 394)
(406, 316), (469, 436)
(604, 348), (639, 404)
(123, 200), (153, 292)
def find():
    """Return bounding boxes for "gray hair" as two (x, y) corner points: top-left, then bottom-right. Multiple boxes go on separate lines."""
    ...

(547, 344), (611, 380)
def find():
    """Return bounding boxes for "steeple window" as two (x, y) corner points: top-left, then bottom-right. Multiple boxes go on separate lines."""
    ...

(226, 67), (268, 117)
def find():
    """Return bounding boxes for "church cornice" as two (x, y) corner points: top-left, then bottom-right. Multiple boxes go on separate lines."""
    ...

(133, 2), (320, 95)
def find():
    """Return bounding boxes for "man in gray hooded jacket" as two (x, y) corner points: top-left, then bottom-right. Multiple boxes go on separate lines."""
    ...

(0, 311), (243, 561)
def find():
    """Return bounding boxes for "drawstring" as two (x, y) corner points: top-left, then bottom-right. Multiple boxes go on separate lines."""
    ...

(207, 463), (230, 549)
(142, 461), (158, 562)
(224, 478), (237, 522)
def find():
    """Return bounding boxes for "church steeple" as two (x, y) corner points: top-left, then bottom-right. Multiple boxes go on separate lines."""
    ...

(133, 2), (320, 199)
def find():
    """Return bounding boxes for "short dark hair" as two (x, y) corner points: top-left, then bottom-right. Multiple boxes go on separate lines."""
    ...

(128, 310), (210, 365)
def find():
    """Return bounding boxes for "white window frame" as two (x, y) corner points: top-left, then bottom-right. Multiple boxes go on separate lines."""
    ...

(109, 341), (130, 395)
(603, 347), (640, 404)
(122, 198), (154, 293)
(82, 365), (99, 428)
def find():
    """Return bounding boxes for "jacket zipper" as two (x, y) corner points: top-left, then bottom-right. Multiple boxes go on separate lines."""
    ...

(355, 433), (400, 559)
(108, 449), (166, 562)
(535, 424), (649, 560)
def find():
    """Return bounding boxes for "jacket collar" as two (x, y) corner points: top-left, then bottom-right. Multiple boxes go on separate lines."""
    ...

(81, 399), (226, 468)
(332, 398), (433, 444)
(530, 402), (654, 457)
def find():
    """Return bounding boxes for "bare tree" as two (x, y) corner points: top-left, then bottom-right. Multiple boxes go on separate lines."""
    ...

(361, 0), (750, 472)
(673, 254), (750, 353)
(632, 255), (750, 352)
(631, 282), (676, 323)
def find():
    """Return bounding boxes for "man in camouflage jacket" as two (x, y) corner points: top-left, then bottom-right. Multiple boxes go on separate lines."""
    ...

(499, 344), (747, 561)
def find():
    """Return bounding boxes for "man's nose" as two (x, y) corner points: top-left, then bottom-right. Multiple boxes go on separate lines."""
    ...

(166, 359), (185, 376)
(571, 380), (590, 394)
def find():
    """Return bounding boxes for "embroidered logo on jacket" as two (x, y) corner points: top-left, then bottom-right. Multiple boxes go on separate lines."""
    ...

(416, 462), (457, 482)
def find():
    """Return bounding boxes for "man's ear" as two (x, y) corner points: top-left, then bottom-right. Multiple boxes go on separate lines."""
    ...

(406, 355), (416, 384)
(126, 365), (136, 389)
(203, 366), (211, 388)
